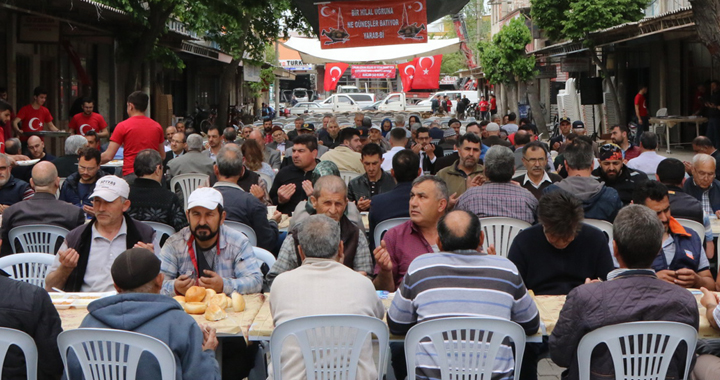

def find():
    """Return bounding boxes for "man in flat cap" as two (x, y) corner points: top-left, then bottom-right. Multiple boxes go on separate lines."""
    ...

(67, 248), (221, 380)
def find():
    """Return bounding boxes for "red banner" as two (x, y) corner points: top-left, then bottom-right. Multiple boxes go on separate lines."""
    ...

(397, 59), (417, 91)
(410, 54), (442, 90)
(318, 0), (427, 49)
(351, 65), (396, 79)
(324, 62), (349, 92)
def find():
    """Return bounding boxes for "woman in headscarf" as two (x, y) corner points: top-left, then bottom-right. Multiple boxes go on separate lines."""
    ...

(381, 118), (393, 137)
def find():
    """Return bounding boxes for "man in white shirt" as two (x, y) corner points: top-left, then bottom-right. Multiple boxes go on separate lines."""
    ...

(381, 128), (408, 171)
(627, 131), (665, 176)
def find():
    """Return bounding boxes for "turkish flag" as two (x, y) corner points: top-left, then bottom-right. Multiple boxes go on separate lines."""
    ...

(397, 59), (418, 91)
(410, 54), (442, 90)
(324, 62), (349, 92)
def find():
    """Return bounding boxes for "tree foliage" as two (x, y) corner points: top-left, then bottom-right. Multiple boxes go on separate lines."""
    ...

(531, 0), (648, 42)
(477, 17), (536, 85)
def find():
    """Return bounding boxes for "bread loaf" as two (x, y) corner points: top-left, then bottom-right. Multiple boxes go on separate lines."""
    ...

(183, 302), (207, 314)
(231, 292), (245, 312)
(204, 303), (227, 321)
(185, 286), (206, 303)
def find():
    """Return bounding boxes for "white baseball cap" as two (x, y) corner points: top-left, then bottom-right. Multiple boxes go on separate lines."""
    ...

(486, 122), (500, 132)
(370, 125), (382, 131)
(187, 187), (224, 210)
(89, 175), (130, 202)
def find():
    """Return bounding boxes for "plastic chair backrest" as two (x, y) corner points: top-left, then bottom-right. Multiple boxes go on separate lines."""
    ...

(8, 225), (70, 254)
(141, 221), (175, 247)
(0, 327), (38, 380)
(270, 315), (389, 380)
(258, 172), (274, 189)
(514, 169), (527, 178)
(374, 218), (410, 248)
(224, 221), (258, 247)
(480, 217), (531, 258)
(57, 177), (66, 199)
(584, 219), (614, 242)
(443, 150), (455, 157)
(252, 246), (276, 268)
(58, 328), (176, 380)
(0, 253), (55, 288)
(577, 321), (697, 380)
(169, 173), (209, 210)
(404, 317), (526, 380)
(339, 171), (361, 186)
(656, 108), (668, 117)
(675, 218), (704, 242)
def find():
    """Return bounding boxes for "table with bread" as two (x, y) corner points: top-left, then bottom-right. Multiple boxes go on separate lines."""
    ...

(56, 286), (265, 340)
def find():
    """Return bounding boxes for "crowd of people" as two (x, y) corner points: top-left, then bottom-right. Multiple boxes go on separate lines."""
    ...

(3, 88), (720, 380)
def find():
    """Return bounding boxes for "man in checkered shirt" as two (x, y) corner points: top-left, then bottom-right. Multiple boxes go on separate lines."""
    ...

(456, 145), (538, 224)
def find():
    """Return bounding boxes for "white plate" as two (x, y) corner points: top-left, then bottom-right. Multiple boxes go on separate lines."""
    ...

(15, 159), (40, 166)
(50, 293), (72, 309)
(104, 160), (124, 167)
(65, 291), (117, 308)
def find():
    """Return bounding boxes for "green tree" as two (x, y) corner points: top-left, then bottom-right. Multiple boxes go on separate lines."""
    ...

(440, 52), (468, 75)
(184, 0), (308, 127)
(478, 17), (536, 84)
(531, 0), (649, 122)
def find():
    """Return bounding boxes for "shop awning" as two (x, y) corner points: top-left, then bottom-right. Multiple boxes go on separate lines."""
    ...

(293, 0), (469, 36)
(281, 36), (462, 64)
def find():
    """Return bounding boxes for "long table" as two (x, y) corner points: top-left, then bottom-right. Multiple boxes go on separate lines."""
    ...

(247, 291), (720, 342)
(57, 293), (266, 341)
(649, 116), (708, 153)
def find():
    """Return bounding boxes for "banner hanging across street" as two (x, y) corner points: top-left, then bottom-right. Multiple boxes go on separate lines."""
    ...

(317, 0), (427, 49)
(351, 65), (396, 79)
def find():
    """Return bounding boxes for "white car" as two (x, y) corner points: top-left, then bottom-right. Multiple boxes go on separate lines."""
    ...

(417, 90), (479, 107)
(289, 102), (322, 115)
(315, 94), (361, 112)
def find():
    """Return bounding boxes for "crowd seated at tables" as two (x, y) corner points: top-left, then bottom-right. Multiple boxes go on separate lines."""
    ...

(6, 101), (720, 380)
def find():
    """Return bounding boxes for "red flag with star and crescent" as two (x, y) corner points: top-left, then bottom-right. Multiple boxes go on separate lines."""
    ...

(397, 59), (418, 91)
(324, 62), (349, 92)
(410, 54), (443, 90)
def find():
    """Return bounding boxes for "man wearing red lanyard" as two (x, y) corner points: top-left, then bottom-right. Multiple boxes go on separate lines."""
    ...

(158, 187), (263, 296)
(12, 87), (59, 142)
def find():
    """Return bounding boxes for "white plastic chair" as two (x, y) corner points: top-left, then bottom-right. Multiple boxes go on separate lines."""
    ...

(339, 171), (361, 186)
(0, 253), (55, 288)
(8, 225), (70, 254)
(58, 328), (176, 380)
(224, 221), (258, 246)
(253, 246), (276, 268)
(577, 321), (697, 380)
(374, 217), (410, 248)
(404, 317), (527, 380)
(584, 219), (614, 242)
(270, 315), (389, 380)
(56, 177), (66, 199)
(170, 173), (209, 210)
(676, 218), (705, 241)
(258, 172), (274, 189)
(480, 217), (531, 258)
(514, 169), (527, 178)
(142, 221), (175, 247)
(0, 327), (38, 380)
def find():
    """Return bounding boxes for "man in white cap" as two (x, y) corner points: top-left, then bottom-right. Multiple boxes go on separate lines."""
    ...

(481, 122), (511, 148)
(368, 124), (390, 152)
(45, 175), (157, 292)
(158, 186), (262, 296)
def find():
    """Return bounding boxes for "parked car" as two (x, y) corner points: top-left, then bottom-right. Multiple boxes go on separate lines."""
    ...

(346, 93), (376, 106)
(362, 100), (382, 111)
(289, 102), (322, 115)
(377, 93), (432, 112)
(416, 90), (479, 107)
(315, 94), (361, 112)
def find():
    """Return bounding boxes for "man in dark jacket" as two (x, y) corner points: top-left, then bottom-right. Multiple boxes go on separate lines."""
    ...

(212, 145), (279, 253)
(633, 181), (715, 289)
(53, 135), (87, 178)
(592, 143), (648, 205)
(368, 149), (419, 250)
(1, 162), (85, 256)
(544, 139), (623, 222)
(68, 248), (220, 380)
(0, 271), (63, 380)
(270, 135), (319, 215)
(45, 175), (156, 292)
(684, 153), (720, 217)
(347, 143), (396, 211)
(0, 153), (34, 209)
(59, 146), (107, 216)
(550, 205), (699, 380)
(127, 149), (187, 232)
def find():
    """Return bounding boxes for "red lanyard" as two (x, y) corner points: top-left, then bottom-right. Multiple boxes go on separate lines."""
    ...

(187, 234), (221, 285)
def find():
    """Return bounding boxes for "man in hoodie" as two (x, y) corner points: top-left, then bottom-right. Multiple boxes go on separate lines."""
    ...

(592, 143), (648, 205)
(544, 139), (623, 222)
(69, 248), (221, 380)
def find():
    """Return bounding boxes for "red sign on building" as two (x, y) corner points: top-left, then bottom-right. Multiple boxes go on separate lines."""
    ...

(351, 65), (396, 79)
(318, 0), (427, 49)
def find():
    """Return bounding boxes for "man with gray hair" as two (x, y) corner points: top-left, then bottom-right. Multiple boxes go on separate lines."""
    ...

(0, 153), (34, 210)
(684, 153), (720, 217)
(456, 145), (537, 224)
(550, 205), (698, 380)
(267, 175), (373, 286)
(54, 134), (88, 177)
(166, 133), (215, 181)
(212, 145), (279, 253)
(268, 214), (384, 380)
(0, 161), (85, 256)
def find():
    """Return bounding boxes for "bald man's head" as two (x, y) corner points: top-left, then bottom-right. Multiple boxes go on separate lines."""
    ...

(30, 161), (58, 192)
(27, 135), (45, 159)
(437, 210), (483, 252)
